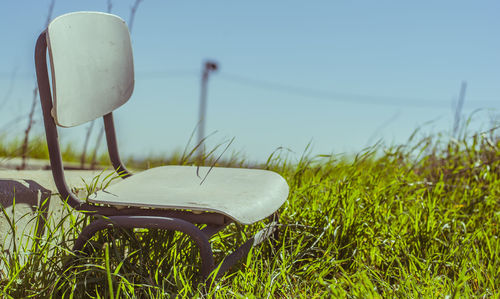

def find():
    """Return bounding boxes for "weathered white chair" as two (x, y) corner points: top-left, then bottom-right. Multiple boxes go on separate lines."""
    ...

(34, 11), (288, 279)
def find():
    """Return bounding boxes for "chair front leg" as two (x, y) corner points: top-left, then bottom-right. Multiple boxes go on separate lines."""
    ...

(73, 215), (215, 278)
(214, 218), (280, 279)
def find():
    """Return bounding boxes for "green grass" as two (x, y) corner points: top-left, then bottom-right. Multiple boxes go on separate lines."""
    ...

(0, 127), (499, 298)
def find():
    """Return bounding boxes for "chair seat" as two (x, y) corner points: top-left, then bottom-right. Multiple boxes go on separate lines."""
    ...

(88, 166), (289, 224)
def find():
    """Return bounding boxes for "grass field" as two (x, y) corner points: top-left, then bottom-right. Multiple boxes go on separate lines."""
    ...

(0, 127), (499, 298)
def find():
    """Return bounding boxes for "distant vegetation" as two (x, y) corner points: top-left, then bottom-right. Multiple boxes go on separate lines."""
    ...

(0, 134), (249, 170)
(0, 135), (108, 166)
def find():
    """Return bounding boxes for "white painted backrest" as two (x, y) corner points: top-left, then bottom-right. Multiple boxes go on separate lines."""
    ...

(46, 12), (134, 127)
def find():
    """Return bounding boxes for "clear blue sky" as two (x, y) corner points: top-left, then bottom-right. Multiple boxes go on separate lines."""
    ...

(1, 1), (499, 162)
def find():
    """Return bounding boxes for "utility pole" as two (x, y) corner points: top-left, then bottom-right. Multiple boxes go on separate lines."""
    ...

(453, 81), (467, 138)
(197, 60), (218, 161)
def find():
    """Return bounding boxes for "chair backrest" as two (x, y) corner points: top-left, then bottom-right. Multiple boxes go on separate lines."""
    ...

(46, 11), (134, 127)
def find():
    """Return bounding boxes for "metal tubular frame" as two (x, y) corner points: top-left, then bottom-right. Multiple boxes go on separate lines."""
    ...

(35, 30), (279, 281)
(73, 216), (215, 278)
(103, 113), (132, 178)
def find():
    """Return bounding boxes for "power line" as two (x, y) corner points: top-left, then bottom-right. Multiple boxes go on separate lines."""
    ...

(0, 70), (199, 78)
(1, 69), (498, 108)
(0, 72), (33, 78)
(136, 70), (199, 78)
(216, 72), (494, 109)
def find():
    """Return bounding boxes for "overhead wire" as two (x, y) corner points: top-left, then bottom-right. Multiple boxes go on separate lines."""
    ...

(129, 70), (500, 109)
(1, 70), (498, 109)
(216, 72), (498, 109)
